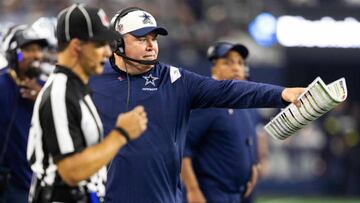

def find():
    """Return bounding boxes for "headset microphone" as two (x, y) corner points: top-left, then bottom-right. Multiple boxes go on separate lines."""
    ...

(115, 52), (158, 65)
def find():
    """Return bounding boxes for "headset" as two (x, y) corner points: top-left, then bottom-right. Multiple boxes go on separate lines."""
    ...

(110, 7), (158, 65)
(2, 25), (48, 80)
(109, 7), (144, 111)
(2, 25), (28, 68)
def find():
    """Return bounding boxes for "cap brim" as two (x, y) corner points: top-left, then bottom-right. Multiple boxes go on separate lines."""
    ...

(228, 44), (249, 59)
(20, 39), (49, 48)
(130, 27), (168, 37)
(92, 28), (121, 43)
(230, 44), (249, 59)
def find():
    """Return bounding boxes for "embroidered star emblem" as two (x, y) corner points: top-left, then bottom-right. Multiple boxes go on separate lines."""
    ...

(143, 74), (158, 86)
(140, 12), (153, 24)
(116, 23), (123, 32)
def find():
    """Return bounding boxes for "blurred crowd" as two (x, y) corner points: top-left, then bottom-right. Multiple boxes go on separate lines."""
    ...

(0, 0), (280, 72)
(258, 101), (360, 196)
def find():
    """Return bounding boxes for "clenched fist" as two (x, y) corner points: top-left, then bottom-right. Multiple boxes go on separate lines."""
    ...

(116, 106), (148, 140)
(20, 78), (42, 101)
(281, 87), (305, 107)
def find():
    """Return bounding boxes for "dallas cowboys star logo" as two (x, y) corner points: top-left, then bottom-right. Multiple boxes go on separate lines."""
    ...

(143, 74), (158, 86)
(140, 12), (153, 24)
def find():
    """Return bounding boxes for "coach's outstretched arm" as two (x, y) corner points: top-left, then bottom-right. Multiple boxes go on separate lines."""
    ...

(187, 70), (305, 109)
(57, 106), (147, 186)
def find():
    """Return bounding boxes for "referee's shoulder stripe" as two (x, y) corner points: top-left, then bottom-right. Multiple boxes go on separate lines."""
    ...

(50, 73), (75, 154)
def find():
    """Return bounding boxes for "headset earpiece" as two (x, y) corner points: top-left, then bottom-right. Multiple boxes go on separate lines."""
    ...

(110, 7), (144, 56)
(16, 49), (23, 62)
(115, 41), (124, 56)
(112, 38), (124, 56)
(2, 25), (28, 67)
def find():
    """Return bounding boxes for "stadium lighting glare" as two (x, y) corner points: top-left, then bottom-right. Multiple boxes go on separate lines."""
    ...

(248, 12), (277, 47)
(277, 16), (360, 48)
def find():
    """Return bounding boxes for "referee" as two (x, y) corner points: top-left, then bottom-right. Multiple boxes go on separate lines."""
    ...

(26, 4), (148, 203)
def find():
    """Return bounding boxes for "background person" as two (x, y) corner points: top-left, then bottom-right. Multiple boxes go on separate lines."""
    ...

(181, 42), (262, 203)
(0, 24), (48, 203)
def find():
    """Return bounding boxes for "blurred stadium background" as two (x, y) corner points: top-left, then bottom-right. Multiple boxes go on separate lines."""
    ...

(1, 0), (360, 202)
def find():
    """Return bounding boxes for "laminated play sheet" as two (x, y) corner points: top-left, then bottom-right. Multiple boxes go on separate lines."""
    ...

(264, 77), (347, 140)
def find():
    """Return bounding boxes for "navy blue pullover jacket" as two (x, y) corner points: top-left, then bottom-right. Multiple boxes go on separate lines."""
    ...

(89, 61), (285, 203)
(0, 68), (42, 191)
(184, 108), (260, 202)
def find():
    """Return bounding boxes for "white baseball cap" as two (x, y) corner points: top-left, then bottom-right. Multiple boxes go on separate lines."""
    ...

(114, 9), (168, 37)
(32, 17), (57, 48)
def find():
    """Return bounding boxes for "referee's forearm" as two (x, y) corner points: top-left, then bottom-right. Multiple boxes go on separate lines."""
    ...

(57, 130), (127, 186)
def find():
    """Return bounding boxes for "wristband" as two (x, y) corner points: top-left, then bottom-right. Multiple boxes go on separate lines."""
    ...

(114, 127), (130, 142)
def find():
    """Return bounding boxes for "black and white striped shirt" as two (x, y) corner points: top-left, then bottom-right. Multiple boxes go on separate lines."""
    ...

(27, 65), (106, 201)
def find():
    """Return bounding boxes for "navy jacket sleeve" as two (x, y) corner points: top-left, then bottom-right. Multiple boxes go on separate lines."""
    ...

(184, 109), (217, 158)
(183, 70), (287, 109)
